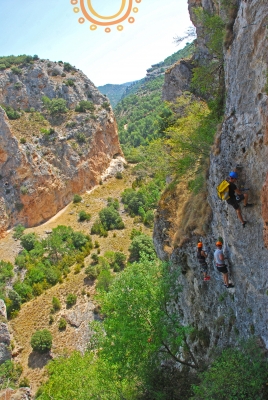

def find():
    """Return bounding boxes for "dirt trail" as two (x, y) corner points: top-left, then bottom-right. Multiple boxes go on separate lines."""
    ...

(0, 169), (152, 393)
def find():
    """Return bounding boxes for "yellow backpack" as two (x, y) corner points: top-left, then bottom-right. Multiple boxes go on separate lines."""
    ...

(217, 180), (230, 200)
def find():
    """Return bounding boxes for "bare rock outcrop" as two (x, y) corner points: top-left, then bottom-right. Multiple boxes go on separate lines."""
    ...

(0, 60), (123, 234)
(0, 300), (11, 365)
(154, 0), (268, 355)
(0, 388), (31, 400)
(162, 60), (194, 102)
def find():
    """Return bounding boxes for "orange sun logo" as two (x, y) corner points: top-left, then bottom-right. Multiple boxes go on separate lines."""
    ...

(70, 0), (142, 32)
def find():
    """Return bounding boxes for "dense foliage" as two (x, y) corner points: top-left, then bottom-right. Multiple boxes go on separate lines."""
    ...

(114, 42), (195, 156)
(115, 76), (166, 149)
(0, 361), (22, 390)
(0, 226), (92, 317)
(121, 178), (164, 226)
(192, 339), (268, 399)
(31, 329), (52, 353)
(0, 105), (20, 120)
(37, 255), (197, 399)
(132, 93), (219, 193)
(91, 198), (124, 235)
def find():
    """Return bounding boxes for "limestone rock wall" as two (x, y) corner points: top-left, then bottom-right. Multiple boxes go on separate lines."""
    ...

(0, 61), (123, 234)
(162, 60), (194, 102)
(0, 299), (11, 365)
(154, 0), (268, 355)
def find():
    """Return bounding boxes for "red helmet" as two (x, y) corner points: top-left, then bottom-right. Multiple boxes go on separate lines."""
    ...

(197, 242), (203, 248)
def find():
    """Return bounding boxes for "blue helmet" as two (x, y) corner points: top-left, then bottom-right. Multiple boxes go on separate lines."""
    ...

(229, 171), (238, 179)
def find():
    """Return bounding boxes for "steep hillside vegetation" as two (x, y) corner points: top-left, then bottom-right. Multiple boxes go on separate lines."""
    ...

(114, 42), (195, 156)
(97, 82), (134, 108)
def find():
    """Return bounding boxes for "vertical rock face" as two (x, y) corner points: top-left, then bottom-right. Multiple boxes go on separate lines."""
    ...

(154, 0), (268, 354)
(162, 60), (194, 102)
(0, 299), (11, 365)
(0, 60), (123, 234)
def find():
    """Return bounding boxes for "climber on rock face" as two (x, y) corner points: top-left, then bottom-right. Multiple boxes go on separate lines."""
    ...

(227, 171), (253, 228)
(197, 242), (210, 281)
(214, 241), (234, 288)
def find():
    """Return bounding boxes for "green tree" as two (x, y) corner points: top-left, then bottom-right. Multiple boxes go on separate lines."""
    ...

(192, 339), (268, 399)
(35, 352), (137, 399)
(129, 234), (156, 262)
(13, 282), (33, 302)
(13, 224), (25, 239)
(96, 270), (113, 292)
(48, 98), (68, 115)
(99, 206), (124, 230)
(0, 361), (22, 390)
(94, 257), (197, 385)
(20, 233), (37, 251)
(0, 260), (14, 282)
(30, 329), (52, 353)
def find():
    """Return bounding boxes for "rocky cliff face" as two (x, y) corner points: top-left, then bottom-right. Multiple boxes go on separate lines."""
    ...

(154, 0), (268, 356)
(0, 60), (123, 235)
(0, 299), (11, 365)
(162, 60), (194, 102)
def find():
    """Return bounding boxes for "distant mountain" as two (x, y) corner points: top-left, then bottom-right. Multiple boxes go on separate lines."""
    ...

(98, 42), (195, 108)
(97, 82), (134, 108)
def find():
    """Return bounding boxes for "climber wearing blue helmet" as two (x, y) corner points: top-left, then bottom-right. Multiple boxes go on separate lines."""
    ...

(227, 171), (253, 227)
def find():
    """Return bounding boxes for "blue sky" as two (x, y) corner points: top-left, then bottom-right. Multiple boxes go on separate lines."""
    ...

(0, 0), (192, 86)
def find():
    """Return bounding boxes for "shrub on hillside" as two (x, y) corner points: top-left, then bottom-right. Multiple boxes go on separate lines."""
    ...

(30, 329), (52, 353)
(78, 210), (91, 222)
(85, 265), (98, 280)
(75, 100), (94, 113)
(64, 79), (75, 87)
(63, 62), (74, 72)
(11, 66), (22, 75)
(115, 171), (123, 179)
(73, 194), (82, 203)
(66, 293), (77, 307)
(76, 132), (86, 143)
(52, 297), (61, 312)
(91, 220), (108, 237)
(20, 233), (37, 251)
(42, 96), (68, 115)
(1, 105), (20, 120)
(99, 206), (124, 231)
(58, 318), (67, 331)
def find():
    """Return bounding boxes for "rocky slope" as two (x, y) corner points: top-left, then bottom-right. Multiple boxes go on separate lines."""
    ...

(0, 60), (123, 236)
(154, 0), (268, 357)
